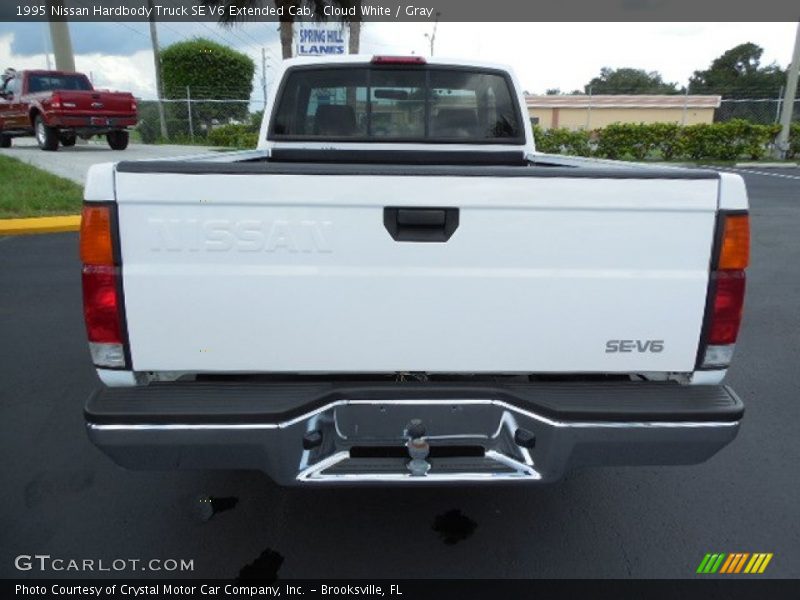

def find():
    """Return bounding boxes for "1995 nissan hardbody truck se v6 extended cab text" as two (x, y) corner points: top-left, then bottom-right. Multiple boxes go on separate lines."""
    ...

(79, 56), (750, 484)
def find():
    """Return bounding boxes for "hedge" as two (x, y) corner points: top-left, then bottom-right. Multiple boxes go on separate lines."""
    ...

(534, 120), (791, 161)
(206, 123), (259, 149)
(135, 102), (261, 147)
(135, 101), (191, 144)
(789, 123), (800, 159)
(531, 125), (591, 156)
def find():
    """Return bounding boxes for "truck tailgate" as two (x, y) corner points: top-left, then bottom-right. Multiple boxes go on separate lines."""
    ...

(113, 165), (718, 374)
(55, 90), (134, 116)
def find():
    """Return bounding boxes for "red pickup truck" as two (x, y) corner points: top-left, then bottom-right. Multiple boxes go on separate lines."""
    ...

(0, 69), (137, 151)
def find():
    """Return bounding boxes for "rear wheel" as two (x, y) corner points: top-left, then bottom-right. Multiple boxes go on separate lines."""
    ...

(34, 116), (59, 151)
(106, 130), (129, 151)
(0, 132), (10, 148)
(59, 133), (77, 147)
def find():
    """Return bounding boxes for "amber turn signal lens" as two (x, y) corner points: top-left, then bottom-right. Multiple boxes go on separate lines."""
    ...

(80, 205), (115, 265)
(718, 214), (749, 270)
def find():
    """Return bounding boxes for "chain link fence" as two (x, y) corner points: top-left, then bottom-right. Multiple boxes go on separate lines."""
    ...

(717, 98), (799, 125)
(135, 91), (257, 145)
(132, 87), (800, 149)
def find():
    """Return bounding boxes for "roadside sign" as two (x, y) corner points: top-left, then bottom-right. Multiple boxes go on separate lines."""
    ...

(295, 22), (348, 56)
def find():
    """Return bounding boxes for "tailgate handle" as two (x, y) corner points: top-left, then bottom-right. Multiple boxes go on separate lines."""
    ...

(384, 207), (459, 242)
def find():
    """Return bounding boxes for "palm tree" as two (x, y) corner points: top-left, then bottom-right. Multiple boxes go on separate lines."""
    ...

(277, 0), (298, 59)
(202, 0), (361, 59)
(348, 3), (361, 54)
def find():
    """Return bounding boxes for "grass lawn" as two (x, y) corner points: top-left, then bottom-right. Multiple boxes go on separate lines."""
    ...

(0, 155), (83, 218)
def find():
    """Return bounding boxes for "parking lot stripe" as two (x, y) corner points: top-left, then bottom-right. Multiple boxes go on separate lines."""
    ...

(720, 167), (800, 181)
(0, 215), (81, 235)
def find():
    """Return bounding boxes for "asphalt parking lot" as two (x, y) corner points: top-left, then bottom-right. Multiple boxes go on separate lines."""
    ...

(0, 138), (214, 184)
(0, 168), (798, 580)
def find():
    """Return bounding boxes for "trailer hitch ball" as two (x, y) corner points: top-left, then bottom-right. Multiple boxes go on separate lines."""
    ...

(406, 419), (431, 476)
(514, 428), (536, 449)
(406, 418), (426, 440)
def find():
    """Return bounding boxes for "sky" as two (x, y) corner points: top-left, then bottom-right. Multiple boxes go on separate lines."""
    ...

(0, 21), (797, 104)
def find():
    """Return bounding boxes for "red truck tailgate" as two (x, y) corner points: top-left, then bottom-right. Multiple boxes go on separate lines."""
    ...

(54, 90), (135, 116)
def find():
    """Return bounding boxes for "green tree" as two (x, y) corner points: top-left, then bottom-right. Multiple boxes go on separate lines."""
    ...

(688, 42), (786, 98)
(160, 38), (255, 134)
(585, 67), (680, 94)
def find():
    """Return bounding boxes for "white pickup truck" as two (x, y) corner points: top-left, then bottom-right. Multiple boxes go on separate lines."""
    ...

(80, 55), (749, 484)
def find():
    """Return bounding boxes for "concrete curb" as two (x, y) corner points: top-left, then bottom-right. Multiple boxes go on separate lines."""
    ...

(0, 215), (80, 236)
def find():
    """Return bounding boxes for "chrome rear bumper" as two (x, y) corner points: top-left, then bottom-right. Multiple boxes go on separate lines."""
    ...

(85, 381), (743, 485)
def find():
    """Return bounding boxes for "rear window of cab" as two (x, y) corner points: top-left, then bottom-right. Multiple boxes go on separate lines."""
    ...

(270, 66), (524, 144)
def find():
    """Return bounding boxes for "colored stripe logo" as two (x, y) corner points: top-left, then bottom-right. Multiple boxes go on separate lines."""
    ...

(697, 553), (773, 574)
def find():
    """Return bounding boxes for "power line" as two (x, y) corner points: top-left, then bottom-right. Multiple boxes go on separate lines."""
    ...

(230, 23), (268, 47)
(255, 23), (285, 59)
(67, 0), (149, 39)
(68, 0), (151, 42)
(113, 21), (150, 40)
(194, 17), (256, 49)
(157, 21), (186, 39)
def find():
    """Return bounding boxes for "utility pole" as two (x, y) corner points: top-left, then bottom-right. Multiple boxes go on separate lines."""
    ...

(47, 0), (75, 71)
(681, 86), (689, 125)
(586, 85), (593, 130)
(186, 86), (194, 142)
(261, 47), (268, 108)
(41, 23), (52, 70)
(776, 22), (800, 158)
(424, 12), (440, 56)
(146, 0), (168, 140)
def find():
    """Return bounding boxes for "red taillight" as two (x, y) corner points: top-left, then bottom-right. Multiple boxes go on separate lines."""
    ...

(51, 93), (62, 109)
(708, 271), (746, 345)
(698, 211), (749, 369)
(371, 55), (427, 65)
(80, 202), (127, 368)
(82, 265), (122, 344)
(131, 100), (137, 112)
